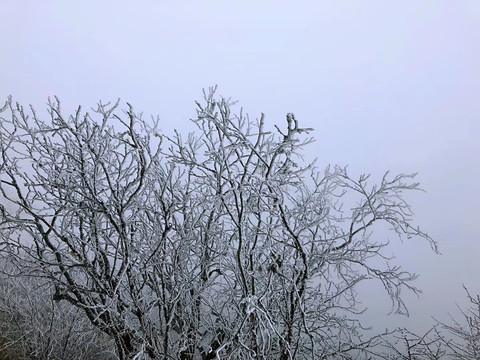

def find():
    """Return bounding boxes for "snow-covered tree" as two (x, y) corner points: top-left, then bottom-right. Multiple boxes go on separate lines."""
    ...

(435, 287), (480, 359)
(0, 88), (437, 359)
(0, 256), (115, 360)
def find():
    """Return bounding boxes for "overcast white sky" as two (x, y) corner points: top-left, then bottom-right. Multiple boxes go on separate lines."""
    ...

(1, 1), (479, 334)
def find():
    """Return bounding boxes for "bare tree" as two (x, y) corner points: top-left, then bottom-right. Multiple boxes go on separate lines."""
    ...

(378, 327), (446, 360)
(0, 255), (116, 360)
(0, 88), (437, 359)
(376, 287), (480, 360)
(433, 286), (480, 359)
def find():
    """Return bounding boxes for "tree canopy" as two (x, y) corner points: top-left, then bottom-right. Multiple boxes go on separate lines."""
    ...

(0, 89), (447, 359)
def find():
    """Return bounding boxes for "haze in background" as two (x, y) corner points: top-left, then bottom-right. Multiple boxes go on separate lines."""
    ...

(1, 0), (479, 334)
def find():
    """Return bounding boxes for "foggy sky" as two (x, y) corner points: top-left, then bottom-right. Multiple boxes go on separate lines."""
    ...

(1, 0), (479, 334)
